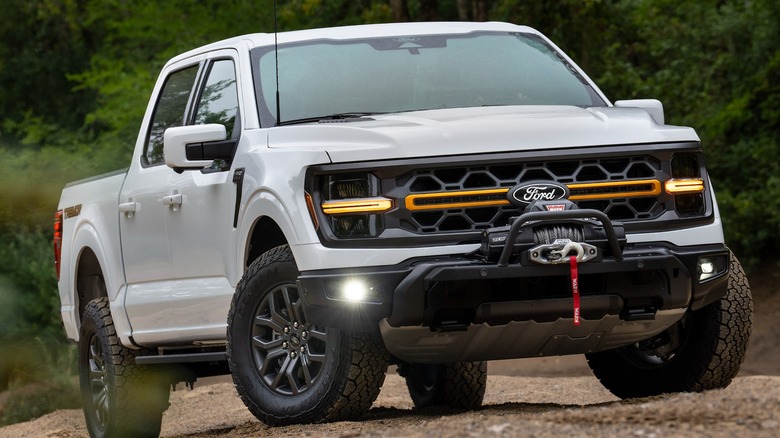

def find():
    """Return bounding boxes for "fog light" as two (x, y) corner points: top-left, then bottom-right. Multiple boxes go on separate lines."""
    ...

(698, 256), (727, 282)
(342, 280), (370, 302)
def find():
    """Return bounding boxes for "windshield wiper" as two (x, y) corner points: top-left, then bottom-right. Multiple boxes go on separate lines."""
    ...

(277, 112), (385, 126)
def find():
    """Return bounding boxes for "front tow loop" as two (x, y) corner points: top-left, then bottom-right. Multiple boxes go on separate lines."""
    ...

(528, 238), (599, 265)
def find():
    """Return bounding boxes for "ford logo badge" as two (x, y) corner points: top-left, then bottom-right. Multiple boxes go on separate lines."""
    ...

(508, 181), (570, 206)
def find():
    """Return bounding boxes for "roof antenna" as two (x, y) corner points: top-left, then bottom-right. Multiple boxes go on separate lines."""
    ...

(274, 0), (281, 126)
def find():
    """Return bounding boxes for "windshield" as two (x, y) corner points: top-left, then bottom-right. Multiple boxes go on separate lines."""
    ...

(252, 31), (606, 126)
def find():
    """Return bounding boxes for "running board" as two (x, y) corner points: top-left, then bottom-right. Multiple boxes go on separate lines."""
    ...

(135, 351), (227, 365)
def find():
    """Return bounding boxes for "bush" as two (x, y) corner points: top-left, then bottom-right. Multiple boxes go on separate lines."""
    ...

(0, 229), (81, 425)
(0, 337), (80, 426)
(0, 229), (61, 338)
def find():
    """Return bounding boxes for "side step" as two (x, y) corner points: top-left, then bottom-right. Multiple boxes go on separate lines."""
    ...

(135, 351), (227, 365)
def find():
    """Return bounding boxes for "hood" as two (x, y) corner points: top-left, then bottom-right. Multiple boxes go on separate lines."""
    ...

(267, 106), (699, 163)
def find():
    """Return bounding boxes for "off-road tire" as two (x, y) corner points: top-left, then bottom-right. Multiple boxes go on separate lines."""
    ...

(78, 298), (170, 438)
(586, 252), (752, 398)
(401, 361), (487, 409)
(227, 245), (389, 426)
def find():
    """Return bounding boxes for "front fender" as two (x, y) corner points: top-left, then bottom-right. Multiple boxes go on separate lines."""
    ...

(234, 147), (330, 281)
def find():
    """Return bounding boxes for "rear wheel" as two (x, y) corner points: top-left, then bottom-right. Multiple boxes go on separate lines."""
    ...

(586, 252), (752, 398)
(78, 298), (170, 438)
(400, 361), (487, 409)
(227, 245), (388, 426)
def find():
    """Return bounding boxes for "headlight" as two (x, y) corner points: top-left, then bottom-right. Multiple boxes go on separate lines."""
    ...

(319, 173), (392, 238)
(667, 153), (705, 217)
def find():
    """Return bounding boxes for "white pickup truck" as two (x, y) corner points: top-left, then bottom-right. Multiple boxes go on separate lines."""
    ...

(55, 22), (752, 437)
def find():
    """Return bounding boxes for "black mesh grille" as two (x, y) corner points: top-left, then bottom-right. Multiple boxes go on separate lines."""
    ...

(398, 156), (664, 234)
(309, 146), (713, 247)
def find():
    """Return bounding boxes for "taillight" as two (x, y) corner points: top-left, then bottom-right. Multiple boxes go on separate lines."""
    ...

(54, 210), (63, 280)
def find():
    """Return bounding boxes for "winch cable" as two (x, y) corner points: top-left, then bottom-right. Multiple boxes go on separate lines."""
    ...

(533, 224), (584, 244)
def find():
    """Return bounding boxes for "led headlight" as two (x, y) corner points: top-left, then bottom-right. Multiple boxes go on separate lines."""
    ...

(320, 173), (392, 238)
(668, 153), (705, 217)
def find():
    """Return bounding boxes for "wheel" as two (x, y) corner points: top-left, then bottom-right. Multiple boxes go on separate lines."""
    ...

(78, 298), (170, 438)
(400, 361), (487, 409)
(586, 252), (753, 398)
(227, 245), (388, 426)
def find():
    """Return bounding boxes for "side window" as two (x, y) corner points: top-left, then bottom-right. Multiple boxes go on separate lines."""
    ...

(194, 60), (238, 138)
(144, 66), (199, 166)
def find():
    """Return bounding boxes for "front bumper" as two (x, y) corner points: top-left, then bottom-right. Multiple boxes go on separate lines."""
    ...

(299, 242), (729, 362)
(299, 242), (729, 331)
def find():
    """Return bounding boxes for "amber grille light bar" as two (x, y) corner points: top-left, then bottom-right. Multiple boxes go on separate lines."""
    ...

(322, 197), (393, 215)
(405, 189), (511, 211)
(568, 179), (662, 200)
(405, 180), (664, 211)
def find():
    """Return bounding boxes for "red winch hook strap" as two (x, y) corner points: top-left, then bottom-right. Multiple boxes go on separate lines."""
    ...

(569, 255), (581, 326)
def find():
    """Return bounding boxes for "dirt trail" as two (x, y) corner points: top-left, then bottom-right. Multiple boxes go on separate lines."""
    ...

(2, 373), (779, 438)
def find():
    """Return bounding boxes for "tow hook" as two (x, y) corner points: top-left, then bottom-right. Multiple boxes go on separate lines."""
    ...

(528, 239), (599, 265)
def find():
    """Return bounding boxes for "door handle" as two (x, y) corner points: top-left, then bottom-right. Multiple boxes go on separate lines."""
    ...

(119, 201), (138, 218)
(162, 194), (182, 206)
(162, 193), (183, 211)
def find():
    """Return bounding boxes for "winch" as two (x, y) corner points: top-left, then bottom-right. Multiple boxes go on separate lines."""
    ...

(479, 200), (626, 265)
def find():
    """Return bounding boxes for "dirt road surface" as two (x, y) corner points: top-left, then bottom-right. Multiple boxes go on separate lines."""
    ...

(2, 373), (779, 438)
(3, 268), (779, 437)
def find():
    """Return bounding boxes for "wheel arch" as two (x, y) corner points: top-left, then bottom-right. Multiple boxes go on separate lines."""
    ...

(244, 216), (288, 268)
(238, 188), (317, 273)
(75, 246), (108, 322)
(68, 219), (121, 331)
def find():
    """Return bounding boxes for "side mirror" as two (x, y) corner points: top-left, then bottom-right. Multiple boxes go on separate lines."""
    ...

(614, 99), (665, 125)
(164, 124), (230, 171)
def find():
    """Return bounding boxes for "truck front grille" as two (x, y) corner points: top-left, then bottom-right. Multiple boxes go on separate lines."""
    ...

(396, 156), (666, 234)
(308, 144), (713, 247)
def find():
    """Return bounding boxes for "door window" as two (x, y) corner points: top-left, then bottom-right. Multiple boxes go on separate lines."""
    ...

(144, 65), (199, 166)
(194, 60), (238, 139)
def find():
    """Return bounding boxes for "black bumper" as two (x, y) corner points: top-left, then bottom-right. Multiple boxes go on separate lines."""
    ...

(298, 243), (730, 332)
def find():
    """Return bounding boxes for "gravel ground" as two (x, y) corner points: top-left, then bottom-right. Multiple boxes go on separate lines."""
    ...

(2, 373), (779, 438)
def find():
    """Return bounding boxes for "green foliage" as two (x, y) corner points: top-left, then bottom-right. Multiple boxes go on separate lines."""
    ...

(0, 228), (80, 426)
(0, 230), (60, 337)
(0, 226), (80, 424)
(0, 0), (97, 133)
(279, 0), (394, 28)
(0, 338), (80, 426)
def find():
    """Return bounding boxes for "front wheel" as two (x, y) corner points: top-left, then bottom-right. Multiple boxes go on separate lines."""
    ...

(586, 252), (753, 398)
(227, 245), (389, 426)
(400, 361), (487, 409)
(78, 298), (170, 438)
